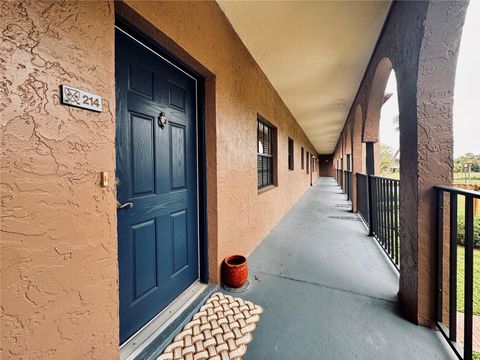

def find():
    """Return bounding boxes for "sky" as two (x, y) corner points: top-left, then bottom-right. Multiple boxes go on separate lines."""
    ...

(380, 1), (480, 158)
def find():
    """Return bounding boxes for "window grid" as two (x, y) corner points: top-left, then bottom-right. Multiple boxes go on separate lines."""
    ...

(257, 119), (274, 189)
(306, 151), (310, 174)
(301, 147), (304, 170)
(288, 138), (294, 170)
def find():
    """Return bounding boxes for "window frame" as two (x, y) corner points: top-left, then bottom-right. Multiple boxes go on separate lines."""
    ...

(257, 115), (277, 191)
(288, 137), (294, 171)
(306, 151), (310, 174)
(301, 147), (304, 170)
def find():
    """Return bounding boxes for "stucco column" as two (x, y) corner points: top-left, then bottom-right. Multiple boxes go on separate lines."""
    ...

(398, 1), (467, 326)
(340, 157), (344, 192)
(341, 136), (346, 193)
(365, 142), (375, 176)
(351, 164), (359, 212)
(366, 142), (375, 236)
(351, 108), (363, 212)
(374, 142), (381, 175)
(350, 144), (362, 212)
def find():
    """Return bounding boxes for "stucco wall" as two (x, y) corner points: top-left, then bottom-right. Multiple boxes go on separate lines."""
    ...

(1, 1), (118, 359)
(121, 1), (318, 280)
(1, 1), (317, 358)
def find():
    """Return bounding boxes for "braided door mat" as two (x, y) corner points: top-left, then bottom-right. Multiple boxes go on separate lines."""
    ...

(158, 292), (263, 360)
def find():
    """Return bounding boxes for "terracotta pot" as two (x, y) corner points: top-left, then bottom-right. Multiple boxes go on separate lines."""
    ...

(223, 255), (248, 288)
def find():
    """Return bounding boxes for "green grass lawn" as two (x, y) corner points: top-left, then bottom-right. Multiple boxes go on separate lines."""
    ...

(384, 172), (400, 179)
(457, 246), (480, 360)
(456, 246), (480, 315)
(382, 172), (480, 185)
(456, 194), (480, 218)
(454, 172), (480, 186)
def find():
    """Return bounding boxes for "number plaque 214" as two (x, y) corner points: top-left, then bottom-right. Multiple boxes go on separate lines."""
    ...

(61, 85), (103, 113)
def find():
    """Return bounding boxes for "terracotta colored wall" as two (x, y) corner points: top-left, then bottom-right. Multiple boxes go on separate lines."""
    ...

(122, 1), (318, 280)
(1, 1), (317, 358)
(1, 1), (118, 359)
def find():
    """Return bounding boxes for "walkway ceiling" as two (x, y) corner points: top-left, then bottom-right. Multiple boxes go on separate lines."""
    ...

(217, 1), (391, 154)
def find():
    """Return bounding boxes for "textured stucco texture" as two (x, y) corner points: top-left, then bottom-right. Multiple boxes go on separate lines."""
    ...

(122, 1), (318, 280)
(333, 1), (467, 325)
(1, 1), (118, 359)
(1, 1), (317, 358)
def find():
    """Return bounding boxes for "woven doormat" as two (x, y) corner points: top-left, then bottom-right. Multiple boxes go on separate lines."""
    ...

(158, 292), (263, 360)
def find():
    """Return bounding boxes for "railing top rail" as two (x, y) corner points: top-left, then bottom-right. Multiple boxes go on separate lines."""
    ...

(434, 185), (480, 198)
(369, 175), (400, 182)
(357, 172), (368, 176)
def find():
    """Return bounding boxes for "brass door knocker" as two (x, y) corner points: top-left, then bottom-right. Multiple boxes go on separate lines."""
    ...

(158, 112), (167, 128)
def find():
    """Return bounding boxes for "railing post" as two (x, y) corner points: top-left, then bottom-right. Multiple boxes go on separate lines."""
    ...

(367, 176), (373, 237)
(464, 195), (474, 360)
(435, 188), (443, 324)
(448, 193), (457, 343)
(433, 185), (478, 360)
(366, 143), (375, 237)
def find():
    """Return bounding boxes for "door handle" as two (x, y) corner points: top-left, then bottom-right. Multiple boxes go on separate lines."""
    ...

(117, 201), (133, 209)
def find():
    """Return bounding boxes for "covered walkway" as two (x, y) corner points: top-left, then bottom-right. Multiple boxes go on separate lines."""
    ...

(238, 177), (453, 359)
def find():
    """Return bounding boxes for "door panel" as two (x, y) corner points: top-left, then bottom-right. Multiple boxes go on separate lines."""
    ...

(116, 29), (199, 343)
(130, 113), (155, 196)
(171, 124), (186, 189)
(172, 209), (188, 273)
(132, 219), (157, 301)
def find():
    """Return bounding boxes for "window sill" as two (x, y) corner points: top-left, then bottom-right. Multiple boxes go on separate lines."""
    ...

(258, 185), (276, 195)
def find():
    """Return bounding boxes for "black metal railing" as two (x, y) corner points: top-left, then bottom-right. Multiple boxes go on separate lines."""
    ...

(356, 173), (369, 226)
(435, 185), (479, 360)
(345, 171), (352, 202)
(370, 175), (400, 269)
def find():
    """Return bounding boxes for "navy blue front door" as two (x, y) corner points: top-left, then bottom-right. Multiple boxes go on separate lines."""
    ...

(115, 29), (199, 343)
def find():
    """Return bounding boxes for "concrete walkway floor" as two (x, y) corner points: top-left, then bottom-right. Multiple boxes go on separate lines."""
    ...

(231, 177), (455, 360)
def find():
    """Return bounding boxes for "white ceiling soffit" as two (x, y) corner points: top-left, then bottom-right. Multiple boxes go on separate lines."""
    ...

(217, 1), (391, 154)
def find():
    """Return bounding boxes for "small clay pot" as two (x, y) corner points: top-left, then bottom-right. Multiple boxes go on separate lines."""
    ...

(222, 255), (248, 288)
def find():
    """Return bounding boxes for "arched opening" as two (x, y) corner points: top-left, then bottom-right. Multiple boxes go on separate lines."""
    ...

(351, 105), (364, 212)
(363, 57), (393, 144)
(343, 123), (353, 199)
(453, 2), (480, 187)
(448, 2), (480, 355)
(339, 131), (347, 192)
(363, 57), (394, 178)
(379, 70), (400, 179)
(362, 58), (401, 272)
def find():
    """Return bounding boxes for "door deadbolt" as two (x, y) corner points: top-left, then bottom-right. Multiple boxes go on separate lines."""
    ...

(158, 112), (167, 128)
